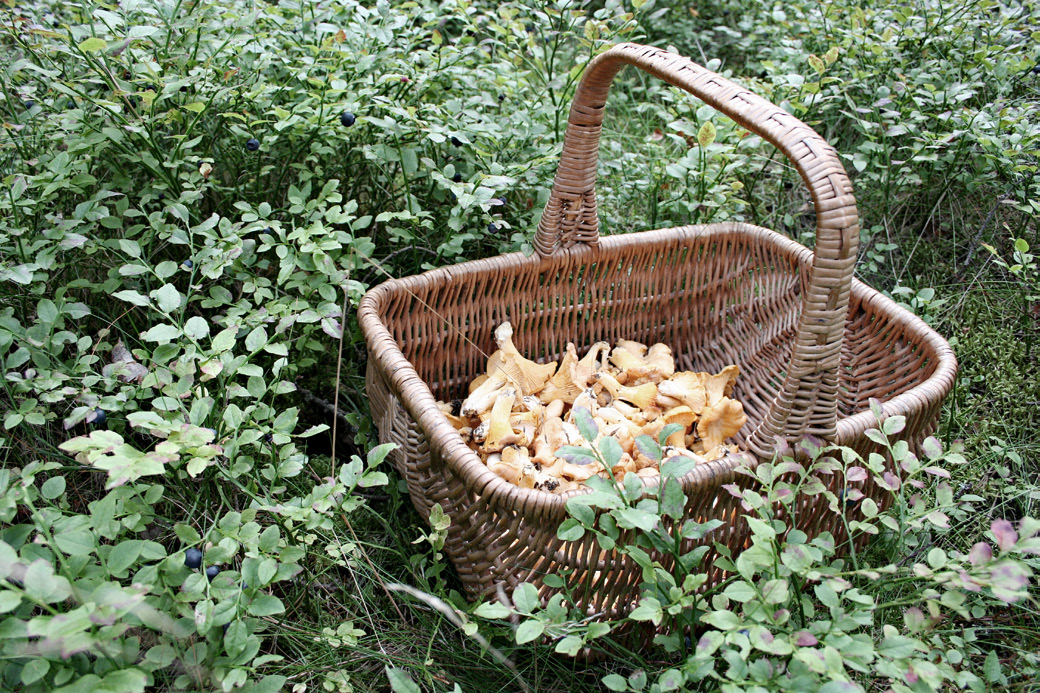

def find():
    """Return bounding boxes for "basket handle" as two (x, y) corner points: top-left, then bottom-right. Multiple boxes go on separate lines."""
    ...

(535, 43), (860, 447)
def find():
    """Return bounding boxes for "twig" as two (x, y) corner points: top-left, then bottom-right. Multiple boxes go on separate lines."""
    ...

(331, 283), (350, 479)
(386, 583), (532, 693)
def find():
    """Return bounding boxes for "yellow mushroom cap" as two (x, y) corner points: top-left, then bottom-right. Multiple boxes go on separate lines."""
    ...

(480, 388), (519, 453)
(645, 343), (675, 376)
(488, 322), (557, 396)
(615, 339), (648, 357)
(696, 396), (747, 452)
(593, 372), (658, 410)
(538, 343), (587, 404)
(661, 405), (697, 447)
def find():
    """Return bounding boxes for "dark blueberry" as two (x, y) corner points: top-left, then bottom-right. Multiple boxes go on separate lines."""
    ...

(241, 582), (249, 590)
(206, 565), (220, 581)
(179, 85), (189, 92)
(246, 138), (260, 152)
(487, 223), (500, 234)
(450, 136), (462, 147)
(184, 548), (203, 570)
(739, 628), (750, 636)
(183, 259), (193, 269)
(340, 110), (356, 127)
(23, 100), (34, 110)
(491, 197), (505, 207)
(452, 172), (462, 183)
(1034, 65), (1040, 75)
(497, 94), (505, 102)
(91, 409), (107, 426)
(157, 192), (165, 200)
(265, 226), (272, 234)
(838, 487), (856, 508)
(263, 433), (273, 444)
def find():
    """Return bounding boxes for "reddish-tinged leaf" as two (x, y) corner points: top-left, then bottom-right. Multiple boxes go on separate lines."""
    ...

(922, 466), (950, 478)
(794, 631), (818, 646)
(721, 483), (742, 498)
(991, 520), (1018, 551)
(958, 571), (982, 592)
(845, 466), (867, 482)
(968, 542), (992, 565)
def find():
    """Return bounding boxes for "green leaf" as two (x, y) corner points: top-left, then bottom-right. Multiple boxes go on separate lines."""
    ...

(151, 284), (183, 313)
(473, 601), (512, 619)
(701, 610), (741, 630)
(629, 597), (662, 625)
(984, 651), (1003, 683)
(79, 37), (108, 53)
(616, 508), (659, 531)
(0, 591), (21, 613)
(247, 594), (284, 616)
(573, 406), (599, 442)
(512, 582), (540, 614)
(515, 619), (545, 644)
(183, 102), (206, 113)
(37, 298), (59, 324)
(211, 327), (237, 353)
(21, 658), (50, 685)
(557, 518), (585, 541)
(385, 667), (421, 693)
(598, 435), (624, 468)
(141, 323), (181, 342)
(603, 674), (628, 691)
(723, 581), (757, 602)
(113, 290), (151, 307)
(41, 476), (66, 499)
(555, 634), (583, 656)
(55, 528), (96, 557)
(108, 540), (143, 576)
(183, 316), (210, 340)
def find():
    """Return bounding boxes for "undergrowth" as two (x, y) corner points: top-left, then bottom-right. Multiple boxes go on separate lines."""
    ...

(0, 0), (1037, 691)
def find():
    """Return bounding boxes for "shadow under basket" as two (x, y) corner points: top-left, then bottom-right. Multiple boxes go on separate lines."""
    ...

(358, 43), (957, 627)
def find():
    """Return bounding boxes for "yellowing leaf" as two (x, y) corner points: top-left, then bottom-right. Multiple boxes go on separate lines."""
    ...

(183, 102), (205, 113)
(78, 37), (108, 53)
(697, 121), (717, 148)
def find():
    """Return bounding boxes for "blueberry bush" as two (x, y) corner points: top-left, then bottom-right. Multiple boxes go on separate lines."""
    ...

(0, 0), (1037, 691)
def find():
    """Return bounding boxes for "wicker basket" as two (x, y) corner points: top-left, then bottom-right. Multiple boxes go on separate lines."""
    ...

(359, 43), (957, 619)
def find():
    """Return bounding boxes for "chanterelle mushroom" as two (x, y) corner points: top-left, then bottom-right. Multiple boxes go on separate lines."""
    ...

(695, 397), (747, 453)
(538, 343), (587, 404)
(481, 388), (520, 453)
(487, 322), (557, 396)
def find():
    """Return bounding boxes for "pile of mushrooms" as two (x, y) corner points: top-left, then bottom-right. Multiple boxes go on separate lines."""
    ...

(436, 322), (748, 494)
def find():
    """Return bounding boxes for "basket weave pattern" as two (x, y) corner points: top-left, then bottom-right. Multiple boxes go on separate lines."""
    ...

(359, 43), (957, 618)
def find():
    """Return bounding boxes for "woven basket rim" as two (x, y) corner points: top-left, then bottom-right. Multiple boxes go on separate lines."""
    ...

(359, 221), (958, 520)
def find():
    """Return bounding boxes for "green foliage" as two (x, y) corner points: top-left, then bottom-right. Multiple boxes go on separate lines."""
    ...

(475, 412), (1039, 692)
(0, 0), (1037, 690)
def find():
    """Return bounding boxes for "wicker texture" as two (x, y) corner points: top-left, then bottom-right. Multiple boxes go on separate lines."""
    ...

(359, 43), (957, 619)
